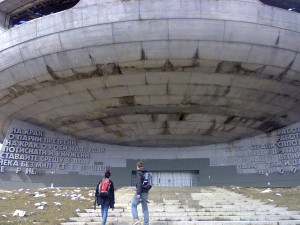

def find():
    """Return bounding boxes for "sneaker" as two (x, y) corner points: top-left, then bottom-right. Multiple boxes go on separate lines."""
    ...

(132, 219), (141, 225)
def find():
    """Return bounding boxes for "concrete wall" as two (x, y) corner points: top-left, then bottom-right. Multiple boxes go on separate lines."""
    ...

(1, 120), (300, 189)
(0, 11), (6, 33)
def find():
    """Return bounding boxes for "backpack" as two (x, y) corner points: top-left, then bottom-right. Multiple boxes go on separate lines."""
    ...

(142, 172), (153, 191)
(98, 178), (111, 197)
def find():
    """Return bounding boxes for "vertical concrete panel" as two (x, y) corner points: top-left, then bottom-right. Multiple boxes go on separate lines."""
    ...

(140, 0), (201, 19)
(81, 5), (98, 26)
(259, 5), (298, 30)
(221, 42), (252, 62)
(23, 57), (48, 78)
(201, 0), (258, 23)
(88, 45), (117, 64)
(223, 21), (279, 47)
(0, 11), (6, 33)
(43, 48), (92, 71)
(247, 45), (296, 68)
(19, 34), (63, 61)
(7, 63), (32, 83)
(61, 8), (83, 30)
(36, 13), (65, 37)
(59, 24), (113, 50)
(0, 45), (23, 70)
(169, 19), (224, 41)
(278, 29), (300, 52)
(114, 42), (142, 62)
(88, 42), (142, 64)
(142, 41), (169, 60)
(113, 20), (169, 43)
(15, 20), (38, 43)
(291, 53), (300, 72)
(0, 69), (16, 89)
(197, 41), (223, 61)
(96, 1), (139, 24)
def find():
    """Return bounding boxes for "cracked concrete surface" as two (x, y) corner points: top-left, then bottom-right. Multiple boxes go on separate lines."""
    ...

(0, 0), (299, 147)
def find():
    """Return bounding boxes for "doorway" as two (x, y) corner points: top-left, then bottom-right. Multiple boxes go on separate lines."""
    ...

(131, 171), (198, 187)
(152, 171), (193, 186)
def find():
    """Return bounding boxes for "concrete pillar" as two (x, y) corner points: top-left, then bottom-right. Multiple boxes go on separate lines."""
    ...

(0, 11), (6, 33)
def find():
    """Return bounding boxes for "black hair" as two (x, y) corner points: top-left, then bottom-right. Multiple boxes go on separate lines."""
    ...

(105, 170), (111, 178)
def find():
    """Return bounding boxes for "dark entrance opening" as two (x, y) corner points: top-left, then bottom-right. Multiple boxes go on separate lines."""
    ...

(9, 0), (80, 27)
(259, 0), (300, 13)
(131, 170), (199, 187)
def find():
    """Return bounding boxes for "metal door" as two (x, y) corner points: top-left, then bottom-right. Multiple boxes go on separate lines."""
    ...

(152, 171), (193, 186)
(152, 172), (160, 186)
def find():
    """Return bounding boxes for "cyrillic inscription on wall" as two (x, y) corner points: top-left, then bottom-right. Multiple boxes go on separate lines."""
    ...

(210, 124), (300, 175)
(0, 121), (106, 175)
(1, 120), (300, 176)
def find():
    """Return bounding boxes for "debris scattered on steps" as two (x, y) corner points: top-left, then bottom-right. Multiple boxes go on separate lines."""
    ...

(261, 188), (272, 193)
(13, 209), (26, 217)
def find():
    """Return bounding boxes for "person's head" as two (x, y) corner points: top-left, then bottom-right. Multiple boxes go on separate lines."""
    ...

(136, 161), (143, 170)
(104, 170), (111, 178)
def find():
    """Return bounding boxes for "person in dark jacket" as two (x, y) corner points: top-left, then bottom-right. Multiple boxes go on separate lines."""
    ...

(131, 161), (149, 225)
(95, 170), (115, 225)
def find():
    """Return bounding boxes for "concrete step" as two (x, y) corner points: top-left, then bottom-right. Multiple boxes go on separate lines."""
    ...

(61, 187), (300, 225)
(87, 208), (300, 215)
(94, 205), (291, 213)
(69, 214), (300, 222)
(79, 211), (300, 217)
(61, 220), (300, 225)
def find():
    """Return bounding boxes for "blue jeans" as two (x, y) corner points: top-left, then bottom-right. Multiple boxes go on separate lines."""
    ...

(131, 193), (149, 225)
(101, 204), (109, 225)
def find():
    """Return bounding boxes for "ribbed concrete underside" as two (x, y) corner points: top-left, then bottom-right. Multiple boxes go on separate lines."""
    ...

(2, 64), (300, 147)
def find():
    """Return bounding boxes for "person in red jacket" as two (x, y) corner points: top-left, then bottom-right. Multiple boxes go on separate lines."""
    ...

(95, 170), (115, 225)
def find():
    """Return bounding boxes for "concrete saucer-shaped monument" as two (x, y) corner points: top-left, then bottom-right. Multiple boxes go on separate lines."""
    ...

(0, 0), (299, 188)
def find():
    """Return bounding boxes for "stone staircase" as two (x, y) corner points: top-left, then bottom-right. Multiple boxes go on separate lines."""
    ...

(61, 186), (300, 225)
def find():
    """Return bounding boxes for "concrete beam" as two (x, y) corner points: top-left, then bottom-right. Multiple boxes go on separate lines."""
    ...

(0, 11), (6, 33)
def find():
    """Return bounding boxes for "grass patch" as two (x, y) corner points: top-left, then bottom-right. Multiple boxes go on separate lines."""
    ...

(0, 187), (95, 225)
(225, 186), (300, 211)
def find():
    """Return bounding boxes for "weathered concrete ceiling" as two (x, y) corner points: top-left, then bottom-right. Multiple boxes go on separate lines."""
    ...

(0, 0), (299, 147)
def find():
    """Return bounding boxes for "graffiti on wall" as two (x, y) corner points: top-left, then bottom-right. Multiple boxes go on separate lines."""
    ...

(210, 126), (300, 175)
(1, 119), (300, 176)
(0, 123), (106, 175)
